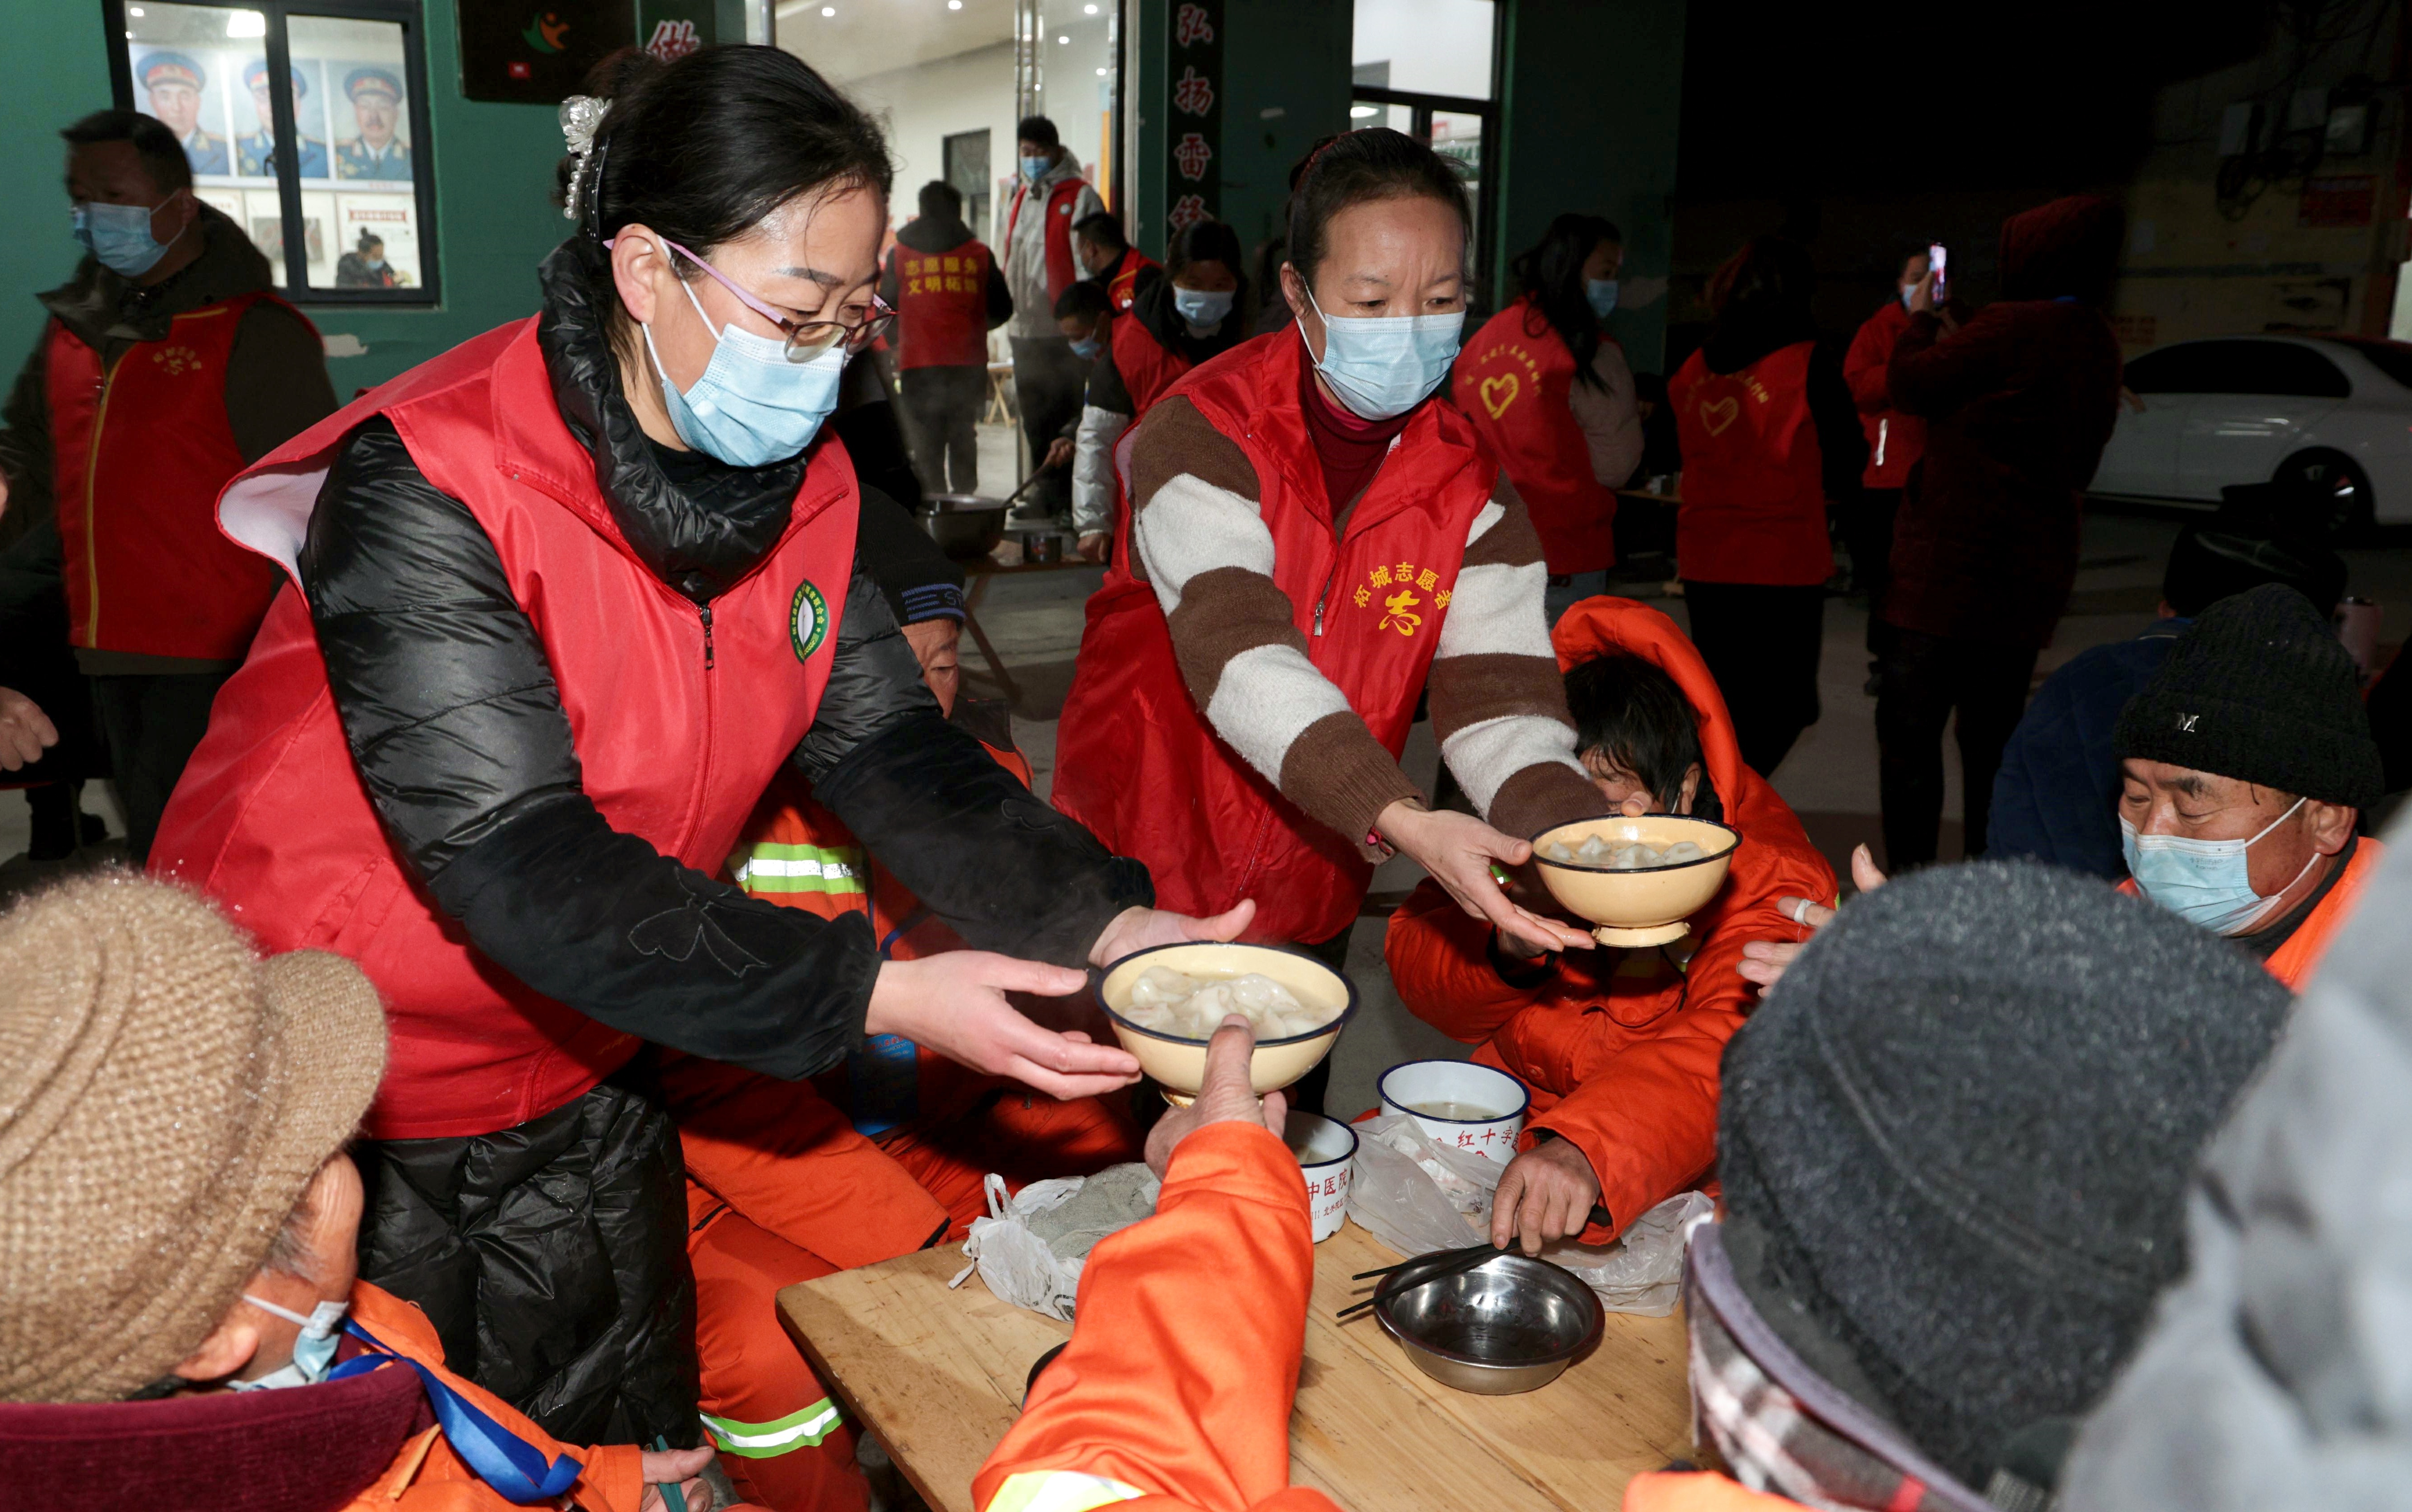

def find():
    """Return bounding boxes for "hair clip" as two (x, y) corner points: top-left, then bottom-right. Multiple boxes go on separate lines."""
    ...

(560, 94), (611, 224)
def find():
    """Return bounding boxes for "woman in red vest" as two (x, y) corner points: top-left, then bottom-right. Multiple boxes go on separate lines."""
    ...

(1051, 129), (1605, 1056)
(1069, 219), (1250, 563)
(1668, 236), (1865, 778)
(1453, 213), (1643, 620)
(152, 44), (1241, 1455)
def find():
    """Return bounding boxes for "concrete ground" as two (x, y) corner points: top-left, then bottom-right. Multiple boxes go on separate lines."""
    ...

(9, 435), (2406, 1119)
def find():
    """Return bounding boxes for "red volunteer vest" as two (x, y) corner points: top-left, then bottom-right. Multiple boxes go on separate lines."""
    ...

(1051, 332), (1498, 945)
(1452, 298), (1618, 576)
(1111, 311), (1194, 418)
(1105, 247), (1159, 312)
(45, 293), (295, 658)
(1669, 342), (1833, 587)
(1007, 178), (1086, 309)
(151, 317), (861, 1141)
(890, 238), (992, 370)
(1846, 299), (1925, 489)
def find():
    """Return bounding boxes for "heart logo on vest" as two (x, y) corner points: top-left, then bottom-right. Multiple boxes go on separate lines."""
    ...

(1699, 396), (1740, 436)
(1478, 374), (1520, 420)
(791, 580), (829, 663)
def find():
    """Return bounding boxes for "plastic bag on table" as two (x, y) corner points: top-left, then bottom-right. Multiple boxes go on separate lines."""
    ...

(948, 1165), (1163, 1322)
(1344, 1112), (1502, 1257)
(1534, 1189), (1713, 1317)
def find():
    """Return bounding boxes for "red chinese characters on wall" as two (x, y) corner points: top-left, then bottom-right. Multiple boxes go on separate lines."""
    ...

(1174, 2), (1216, 46)
(1173, 65), (1215, 117)
(1174, 132), (1213, 182)
(1168, 194), (1210, 232)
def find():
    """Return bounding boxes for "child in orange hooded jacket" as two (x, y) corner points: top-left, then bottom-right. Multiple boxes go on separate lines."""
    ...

(1385, 596), (1836, 1253)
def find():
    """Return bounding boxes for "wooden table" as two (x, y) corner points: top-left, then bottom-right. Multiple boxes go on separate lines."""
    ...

(777, 1218), (1693, 1512)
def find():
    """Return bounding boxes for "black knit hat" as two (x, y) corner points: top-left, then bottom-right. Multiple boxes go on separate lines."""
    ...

(2113, 582), (2381, 808)
(1718, 862), (2291, 1488)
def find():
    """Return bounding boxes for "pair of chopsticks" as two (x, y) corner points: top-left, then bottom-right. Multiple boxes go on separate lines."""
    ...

(1336, 1243), (1502, 1320)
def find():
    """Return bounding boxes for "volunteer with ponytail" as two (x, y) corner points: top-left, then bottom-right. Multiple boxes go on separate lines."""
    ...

(153, 44), (1245, 1449)
(1453, 213), (1643, 621)
(1052, 128), (1605, 985)
(1069, 218), (1251, 563)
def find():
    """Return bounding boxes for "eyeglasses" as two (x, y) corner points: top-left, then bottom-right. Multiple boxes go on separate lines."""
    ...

(623, 235), (896, 360)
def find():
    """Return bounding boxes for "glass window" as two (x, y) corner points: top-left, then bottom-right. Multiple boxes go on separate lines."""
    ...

(944, 129), (991, 243)
(1350, 0), (1493, 101)
(114, 0), (435, 303)
(2126, 340), (2347, 398)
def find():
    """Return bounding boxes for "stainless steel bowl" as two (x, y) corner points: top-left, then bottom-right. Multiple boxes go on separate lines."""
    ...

(1373, 1252), (1604, 1394)
(921, 493), (1008, 562)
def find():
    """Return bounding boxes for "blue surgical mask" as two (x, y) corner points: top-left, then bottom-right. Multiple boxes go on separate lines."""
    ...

(1584, 278), (1619, 320)
(1069, 335), (1102, 360)
(2120, 797), (2317, 936)
(1300, 289), (1464, 422)
(71, 197), (183, 278)
(228, 1295), (351, 1392)
(644, 276), (848, 467)
(1022, 154), (1052, 182)
(1173, 286), (1234, 328)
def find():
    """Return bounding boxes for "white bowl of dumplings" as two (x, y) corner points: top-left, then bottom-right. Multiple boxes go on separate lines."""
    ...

(1097, 941), (1358, 1104)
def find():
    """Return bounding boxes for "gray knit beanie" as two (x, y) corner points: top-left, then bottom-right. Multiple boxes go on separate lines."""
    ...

(1718, 861), (2292, 1488)
(2114, 582), (2381, 808)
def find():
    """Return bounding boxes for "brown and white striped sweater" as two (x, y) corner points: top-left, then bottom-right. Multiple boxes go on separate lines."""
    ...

(1128, 395), (1601, 859)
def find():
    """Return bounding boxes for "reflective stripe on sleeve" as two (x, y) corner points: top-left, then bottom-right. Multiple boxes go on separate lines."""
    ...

(983, 1469), (1148, 1512)
(698, 1398), (845, 1458)
(728, 842), (868, 895)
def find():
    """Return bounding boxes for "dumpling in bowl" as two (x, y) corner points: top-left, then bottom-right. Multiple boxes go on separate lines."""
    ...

(1120, 966), (1337, 1040)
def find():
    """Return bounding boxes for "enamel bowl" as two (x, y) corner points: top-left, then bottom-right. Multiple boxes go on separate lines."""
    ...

(1529, 814), (1741, 947)
(1097, 941), (1358, 1103)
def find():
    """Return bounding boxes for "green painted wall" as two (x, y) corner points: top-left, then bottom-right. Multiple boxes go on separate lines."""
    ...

(1219, 0), (1351, 259)
(0, 4), (655, 396)
(1495, 0), (1685, 373)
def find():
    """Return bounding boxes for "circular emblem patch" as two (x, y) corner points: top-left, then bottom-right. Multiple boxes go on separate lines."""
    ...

(790, 580), (829, 662)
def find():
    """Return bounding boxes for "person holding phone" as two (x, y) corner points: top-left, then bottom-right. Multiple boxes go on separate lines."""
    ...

(1051, 128), (1606, 1028)
(1839, 246), (1932, 670)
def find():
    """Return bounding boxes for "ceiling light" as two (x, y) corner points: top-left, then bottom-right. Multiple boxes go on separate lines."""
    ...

(1094, 66), (1107, 75)
(1057, 34), (1069, 42)
(226, 9), (265, 36)
(820, 4), (834, 13)
(1084, 3), (1098, 10)
(128, 4), (143, 13)
(1349, 105), (1379, 119)
(948, 0), (961, 7)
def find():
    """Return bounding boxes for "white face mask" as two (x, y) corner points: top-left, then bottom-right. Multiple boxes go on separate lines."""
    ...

(1299, 287), (1465, 421)
(2121, 796), (2315, 936)
(226, 1294), (351, 1392)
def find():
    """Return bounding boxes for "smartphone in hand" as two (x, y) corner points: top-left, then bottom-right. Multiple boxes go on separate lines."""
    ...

(1927, 242), (1949, 305)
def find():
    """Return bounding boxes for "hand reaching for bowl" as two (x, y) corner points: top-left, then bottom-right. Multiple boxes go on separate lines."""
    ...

(1379, 801), (1595, 956)
(1144, 1016), (1289, 1178)
(868, 952), (1142, 1100)
(1735, 844), (1888, 992)
(1490, 1136), (1601, 1256)
(1088, 898), (1257, 967)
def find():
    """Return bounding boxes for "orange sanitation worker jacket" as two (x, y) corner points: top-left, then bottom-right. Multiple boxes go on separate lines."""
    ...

(1385, 596), (1838, 1244)
(339, 1280), (645, 1511)
(971, 1122), (1340, 1512)
(2117, 834), (2385, 993)
(1623, 1471), (1803, 1512)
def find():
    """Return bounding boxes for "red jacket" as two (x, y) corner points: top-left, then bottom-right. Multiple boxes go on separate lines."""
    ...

(1842, 299), (1923, 490)
(1453, 296), (1619, 575)
(889, 237), (994, 369)
(972, 1123), (1339, 1512)
(152, 317), (861, 1140)
(1669, 342), (1833, 587)
(1111, 309), (1195, 418)
(1105, 247), (1160, 312)
(1385, 596), (1837, 1243)
(1050, 332), (1499, 945)
(46, 293), (295, 658)
(1009, 178), (1089, 312)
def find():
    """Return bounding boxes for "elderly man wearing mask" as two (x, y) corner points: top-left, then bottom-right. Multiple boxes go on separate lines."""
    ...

(0, 875), (715, 1511)
(2109, 582), (2385, 989)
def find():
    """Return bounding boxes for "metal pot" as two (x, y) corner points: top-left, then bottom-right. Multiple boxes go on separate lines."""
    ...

(921, 493), (1008, 562)
(1373, 1251), (1603, 1394)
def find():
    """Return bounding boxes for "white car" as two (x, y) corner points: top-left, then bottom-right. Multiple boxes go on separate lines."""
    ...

(2089, 333), (2412, 536)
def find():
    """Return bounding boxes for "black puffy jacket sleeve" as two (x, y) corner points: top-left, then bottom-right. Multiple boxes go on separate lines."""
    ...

(299, 418), (878, 1079)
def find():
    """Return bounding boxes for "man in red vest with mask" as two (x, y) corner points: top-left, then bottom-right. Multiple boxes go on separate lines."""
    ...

(1072, 211), (1160, 313)
(882, 180), (1012, 495)
(1002, 116), (1103, 525)
(0, 109), (333, 862)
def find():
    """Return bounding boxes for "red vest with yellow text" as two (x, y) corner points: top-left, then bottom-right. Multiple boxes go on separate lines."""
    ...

(1669, 341), (1832, 586)
(1452, 297), (1618, 575)
(1051, 332), (1498, 945)
(1105, 247), (1159, 312)
(1008, 178), (1087, 310)
(890, 238), (992, 369)
(151, 317), (862, 1140)
(45, 293), (296, 658)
